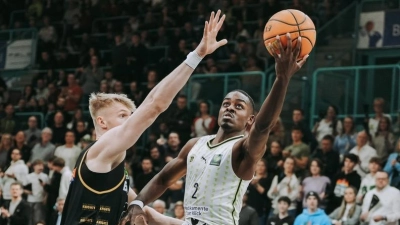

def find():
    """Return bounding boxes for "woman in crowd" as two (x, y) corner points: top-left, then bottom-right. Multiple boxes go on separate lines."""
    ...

(329, 186), (361, 225)
(334, 116), (357, 161)
(265, 141), (284, 177)
(191, 101), (217, 137)
(313, 105), (342, 142)
(372, 116), (395, 162)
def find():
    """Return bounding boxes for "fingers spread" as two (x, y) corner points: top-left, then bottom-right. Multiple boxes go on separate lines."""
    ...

(294, 36), (301, 59)
(213, 10), (221, 27)
(209, 11), (215, 32)
(218, 39), (228, 47)
(203, 21), (208, 37)
(269, 43), (280, 59)
(297, 54), (309, 67)
(216, 14), (225, 31)
(286, 33), (292, 54)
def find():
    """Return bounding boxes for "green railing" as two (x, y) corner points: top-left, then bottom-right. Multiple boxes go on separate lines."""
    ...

(309, 64), (400, 128)
(186, 71), (266, 112)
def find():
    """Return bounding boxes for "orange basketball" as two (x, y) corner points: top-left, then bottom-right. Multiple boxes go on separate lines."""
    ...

(263, 9), (316, 60)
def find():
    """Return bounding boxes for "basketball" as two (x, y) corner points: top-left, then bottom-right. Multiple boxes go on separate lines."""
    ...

(263, 9), (316, 59)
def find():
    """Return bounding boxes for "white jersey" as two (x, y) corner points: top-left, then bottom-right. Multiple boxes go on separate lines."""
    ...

(184, 135), (251, 225)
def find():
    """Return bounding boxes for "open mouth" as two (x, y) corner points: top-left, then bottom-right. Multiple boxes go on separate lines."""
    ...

(223, 112), (233, 118)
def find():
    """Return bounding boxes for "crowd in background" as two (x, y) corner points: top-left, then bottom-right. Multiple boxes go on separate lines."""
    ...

(0, 0), (399, 225)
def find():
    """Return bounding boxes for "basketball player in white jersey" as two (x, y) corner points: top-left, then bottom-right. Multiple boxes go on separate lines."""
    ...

(122, 34), (309, 225)
(61, 10), (227, 225)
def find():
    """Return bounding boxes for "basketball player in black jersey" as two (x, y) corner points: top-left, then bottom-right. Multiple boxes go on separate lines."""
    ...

(60, 10), (227, 225)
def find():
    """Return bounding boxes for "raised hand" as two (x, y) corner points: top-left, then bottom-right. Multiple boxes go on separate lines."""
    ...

(269, 33), (309, 82)
(195, 10), (227, 58)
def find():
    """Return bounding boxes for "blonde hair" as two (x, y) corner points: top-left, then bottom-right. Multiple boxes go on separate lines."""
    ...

(88, 93), (136, 120)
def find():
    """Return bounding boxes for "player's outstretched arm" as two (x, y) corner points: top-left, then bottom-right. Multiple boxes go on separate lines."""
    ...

(235, 34), (309, 178)
(118, 138), (199, 225)
(91, 11), (227, 162)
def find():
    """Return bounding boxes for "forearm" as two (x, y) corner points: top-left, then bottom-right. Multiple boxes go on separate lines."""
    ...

(254, 78), (290, 132)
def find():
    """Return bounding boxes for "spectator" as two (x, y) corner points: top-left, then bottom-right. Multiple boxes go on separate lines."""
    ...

(1, 149), (29, 204)
(63, 1), (80, 25)
(371, 116), (395, 162)
(127, 81), (143, 106)
(334, 116), (357, 160)
(0, 104), (20, 135)
(134, 158), (155, 193)
(0, 134), (13, 169)
(360, 171), (400, 225)
(173, 201), (184, 220)
(66, 108), (87, 131)
(239, 193), (259, 225)
(111, 34), (130, 81)
(313, 105), (343, 142)
(357, 157), (380, 203)
(283, 126), (310, 175)
(29, 128), (55, 165)
(294, 192), (331, 225)
(225, 52), (243, 73)
(289, 108), (317, 151)
(52, 158), (71, 199)
(43, 157), (62, 225)
(24, 116), (42, 148)
(368, 98), (392, 135)
(48, 198), (64, 225)
(38, 16), (57, 51)
(0, 182), (31, 225)
(236, 36), (254, 58)
(349, 131), (378, 178)
(152, 199), (172, 217)
(192, 101), (217, 137)
(12, 131), (31, 164)
(247, 159), (273, 225)
(54, 131), (81, 170)
(61, 74), (83, 112)
(265, 141), (284, 176)
(35, 79), (49, 101)
(73, 121), (89, 145)
(159, 132), (181, 159)
(329, 186), (361, 225)
(141, 70), (158, 99)
(266, 196), (294, 225)
(165, 95), (193, 144)
(24, 160), (49, 225)
(127, 32), (148, 78)
(102, 71), (117, 91)
(49, 112), (67, 146)
(267, 118), (286, 150)
(328, 154), (361, 214)
(384, 139), (400, 189)
(268, 157), (300, 218)
(312, 135), (340, 181)
(300, 159), (331, 209)
(79, 56), (104, 104)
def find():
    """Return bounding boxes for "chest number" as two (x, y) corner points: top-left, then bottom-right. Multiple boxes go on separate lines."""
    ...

(192, 183), (199, 199)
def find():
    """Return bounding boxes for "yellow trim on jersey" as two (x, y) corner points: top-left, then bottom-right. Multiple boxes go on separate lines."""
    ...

(207, 135), (244, 149)
(77, 150), (125, 194)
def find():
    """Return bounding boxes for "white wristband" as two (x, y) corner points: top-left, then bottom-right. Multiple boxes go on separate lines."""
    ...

(129, 200), (144, 209)
(184, 51), (203, 69)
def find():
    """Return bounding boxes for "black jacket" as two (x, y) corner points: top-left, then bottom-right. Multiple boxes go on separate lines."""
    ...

(0, 199), (30, 225)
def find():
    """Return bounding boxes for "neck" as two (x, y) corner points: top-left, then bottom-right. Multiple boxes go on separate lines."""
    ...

(213, 128), (244, 144)
(11, 196), (21, 202)
(279, 212), (288, 218)
(312, 174), (320, 177)
(285, 171), (292, 176)
(375, 113), (383, 118)
(345, 130), (352, 134)
(65, 143), (74, 148)
(16, 142), (23, 147)
(293, 140), (302, 145)
(370, 172), (376, 176)
(344, 169), (352, 174)
(308, 208), (317, 213)
(143, 169), (152, 174)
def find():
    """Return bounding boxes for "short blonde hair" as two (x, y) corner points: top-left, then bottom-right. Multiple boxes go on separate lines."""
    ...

(88, 93), (136, 119)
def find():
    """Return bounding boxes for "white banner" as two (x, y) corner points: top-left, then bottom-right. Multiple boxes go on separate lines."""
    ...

(357, 11), (385, 49)
(5, 39), (33, 69)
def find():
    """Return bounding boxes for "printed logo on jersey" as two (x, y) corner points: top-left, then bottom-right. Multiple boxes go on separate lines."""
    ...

(190, 155), (195, 162)
(210, 154), (222, 166)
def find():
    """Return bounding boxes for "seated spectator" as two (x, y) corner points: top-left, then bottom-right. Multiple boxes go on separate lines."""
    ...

(29, 128), (55, 165)
(371, 116), (395, 162)
(312, 135), (340, 181)
(49, 198), (64, 225)
(266, 196), (294, 225)
(289, 108), (317, 151)
(329, 186), (361, 225)
(300, 159), (331, 209)
(159, 132), (181, 159)
(360, 171), (400, 225)
(11, 131), (31, 164)
(294, 192), (331, 225)
(101, 71), (117, 91)
(192, 101), (217, 137)
(0, 182), (31, 225)
(24, 160), (49, 225)
(239, 192), (258, 225)
(54, 131), (81, 170)
(283, 126), (310, 176)
(265, 141), (284, 176)
(52, 158), (71, 200)
(384, 139), (400, 189)
(61, 74), (82, 112)
(247, 159), (273, 223)
(134, 158), (156, 193)
(368, 98), (392, 135)
(313, 105), (342, 142)
(1, 149), (29, 204)
(148, 146), (164, 173)
(334, 116), (357, 160)
(127, 82), (143, 106)
(35, 79), (49, 101)
(79, 56), (104, 104)
(0, 133), (13, 169)
(73, 121), (90, 145)
(66, 108), (87, 130)
(151, 199), (172, 217)
(43, 157), (62, 224)
(328, 154), (361, 214)
(267, 118), (286, 150)
(357, 157), (380, 203)
(24, 116), (42, 148)
(50, 112), (68, 146)
(268, 157), (300, 218)
(173, 201), (185, 221)
(0, 104), (20, 135)
(349, 131), (377, 177)
(38, 16), (57, 51)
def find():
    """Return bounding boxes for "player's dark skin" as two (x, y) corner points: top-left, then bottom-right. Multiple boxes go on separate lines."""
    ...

(120, 33), (309, 225)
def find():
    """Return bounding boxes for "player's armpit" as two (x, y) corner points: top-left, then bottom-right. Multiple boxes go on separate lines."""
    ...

(135, 138), (200, 205)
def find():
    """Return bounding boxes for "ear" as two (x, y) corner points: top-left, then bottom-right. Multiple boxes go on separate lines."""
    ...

(96, 116), (107, 130)
(246, 114), (255, 128)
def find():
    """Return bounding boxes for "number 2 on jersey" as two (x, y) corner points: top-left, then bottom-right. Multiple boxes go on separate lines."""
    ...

(192, 183), (199, 199)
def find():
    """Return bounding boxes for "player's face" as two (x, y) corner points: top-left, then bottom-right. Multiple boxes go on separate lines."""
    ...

(306, 196), (318, 210)
(218, 92), (254, 132)
(100, 102), (131, 130)
(344, 188), (356, 203)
